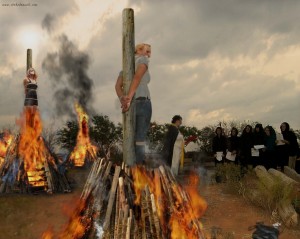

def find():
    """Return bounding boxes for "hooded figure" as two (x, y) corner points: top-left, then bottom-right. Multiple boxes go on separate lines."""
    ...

(263, 125), (277, 169)
(212, 126), (227, 165)
(252, 123), (265, 167)
(240, 125), (253, 168)
(280, 122), (299, 169)
(226, 127), (240, 163)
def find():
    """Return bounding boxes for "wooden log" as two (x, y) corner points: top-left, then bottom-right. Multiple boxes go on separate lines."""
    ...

(158, 166), (174, 208)
(151, 193), (162, 239)
(122, 8), (136, 166)
(268, 168), (299, 187)
(44, 159), (53, 193)
(284, 166), (300, 183)
(103, 166), (121, 231)
(254, 165), (275, 189)
(141, 186), (152, 239)
(27, 49), (32, 71)
(81, 158), (104, 199)
(126, 215), (132, 239)
(278, 202), (298, 228)
(122, 204), (129, 238)
(254, 167), (298, 228)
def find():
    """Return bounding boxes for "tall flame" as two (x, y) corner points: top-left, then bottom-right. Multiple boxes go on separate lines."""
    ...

(69, 103), (97, 167)
(170, 173), (207, 238)
(18, 109), (46, 171)
(131, 166), (207, 238)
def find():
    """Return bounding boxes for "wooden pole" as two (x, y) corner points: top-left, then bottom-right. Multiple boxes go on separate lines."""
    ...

(27, 49), (32, 71)
(122, 8), (136, 166)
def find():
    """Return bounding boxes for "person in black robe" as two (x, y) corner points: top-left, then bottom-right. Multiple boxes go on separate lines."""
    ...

(226, 127), (240, 164)
(279, 122), (299, 170)
(262, 126), (276, 169)
(240, 125), (253, 168)
(161, 115), (183, 167)
(252, 123), (265, 167)
(212, 126), (227, 166)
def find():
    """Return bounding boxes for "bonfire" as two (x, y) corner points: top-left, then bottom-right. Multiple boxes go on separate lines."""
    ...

(0, 109), (71, 193)
(42, 158), (207, 239)
(68, 103), (98, 167)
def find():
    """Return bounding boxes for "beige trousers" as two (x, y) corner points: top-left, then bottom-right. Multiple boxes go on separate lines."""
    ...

(288, 156), (297, 169)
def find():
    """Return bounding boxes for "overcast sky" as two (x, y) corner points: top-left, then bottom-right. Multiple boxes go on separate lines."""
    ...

(0, 0), (299, 132)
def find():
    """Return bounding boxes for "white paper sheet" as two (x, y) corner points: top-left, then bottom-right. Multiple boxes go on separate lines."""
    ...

(254, 145), (265, 150)
(216, 151), (223, 161)
(251, 148), (259, 157)
(226, 151), (236, 161)
(276, 133), (285, 145)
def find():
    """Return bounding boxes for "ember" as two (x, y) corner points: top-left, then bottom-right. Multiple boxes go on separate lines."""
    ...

(69, 103), (97, 167)
(42, 159), (207, 238)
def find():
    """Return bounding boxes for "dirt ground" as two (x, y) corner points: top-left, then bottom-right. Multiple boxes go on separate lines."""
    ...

(201, 183), (300, 239)
(0, 166), (299, 239)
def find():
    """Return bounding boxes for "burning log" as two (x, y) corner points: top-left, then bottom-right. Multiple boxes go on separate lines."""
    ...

(42, 159), (207, 239)
(103, 165), (121, 235)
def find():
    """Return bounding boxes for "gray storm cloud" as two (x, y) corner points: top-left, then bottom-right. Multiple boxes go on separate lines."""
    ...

(42, 34), (95, 118)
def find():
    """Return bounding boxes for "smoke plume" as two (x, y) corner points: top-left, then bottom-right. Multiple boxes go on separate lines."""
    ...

(41, 14), (56, 34)
(42, 34), (95, 118)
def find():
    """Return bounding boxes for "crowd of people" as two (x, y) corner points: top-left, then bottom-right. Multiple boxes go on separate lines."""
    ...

(212, 122), (300, 171)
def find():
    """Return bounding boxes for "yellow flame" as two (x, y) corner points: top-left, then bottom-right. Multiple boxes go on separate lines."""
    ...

(69, 103), (97, 167)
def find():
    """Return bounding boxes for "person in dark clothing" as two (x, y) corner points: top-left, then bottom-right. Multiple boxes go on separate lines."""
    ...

(262, 126), (277, 169)
(252, 123), (265, 167)
(23, 67), (38, 127)
(279, 122), (299, 169)
(212, 127), (227, 166)
(226, 127), (240, 164)
(161, 115), (183, 168)
(240, 125), (253, 168)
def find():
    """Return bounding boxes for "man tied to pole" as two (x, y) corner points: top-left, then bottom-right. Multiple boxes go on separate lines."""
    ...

(23, 67), (38, 128)
(115, 43), (152, 164)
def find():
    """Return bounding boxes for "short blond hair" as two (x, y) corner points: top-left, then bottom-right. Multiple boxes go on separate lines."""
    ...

(135, 43), (151, 53)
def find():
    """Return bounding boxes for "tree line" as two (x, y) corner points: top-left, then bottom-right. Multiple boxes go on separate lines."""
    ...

(46, 116), (299, 156)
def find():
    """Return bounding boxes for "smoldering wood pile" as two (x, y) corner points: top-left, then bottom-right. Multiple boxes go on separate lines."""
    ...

(0, 134), (71, 194)
(48, 158), (206, 239)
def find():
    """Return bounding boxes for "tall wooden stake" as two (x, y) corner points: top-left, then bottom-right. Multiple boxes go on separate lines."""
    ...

(122, 8), (135, 166)
(27, 49), (32, 71)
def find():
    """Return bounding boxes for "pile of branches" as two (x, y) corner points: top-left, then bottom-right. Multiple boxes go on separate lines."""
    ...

(42, 158), (206, 239)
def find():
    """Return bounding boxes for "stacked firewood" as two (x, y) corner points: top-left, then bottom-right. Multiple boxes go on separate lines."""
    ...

(43, 158), (206, 239)
(0, 134), (71, 194)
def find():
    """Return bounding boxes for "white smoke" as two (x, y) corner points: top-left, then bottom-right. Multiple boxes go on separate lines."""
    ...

(94, 222), (104, 239)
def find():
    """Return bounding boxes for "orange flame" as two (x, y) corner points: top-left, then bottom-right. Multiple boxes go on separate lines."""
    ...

(169, 172), (207, 239)
(41, 197), (93, 239)
(69, 103), (97, 167)
(131, 166), (207, 238)
(0, 131), (13, 163)
(18, 109), (46, 172)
